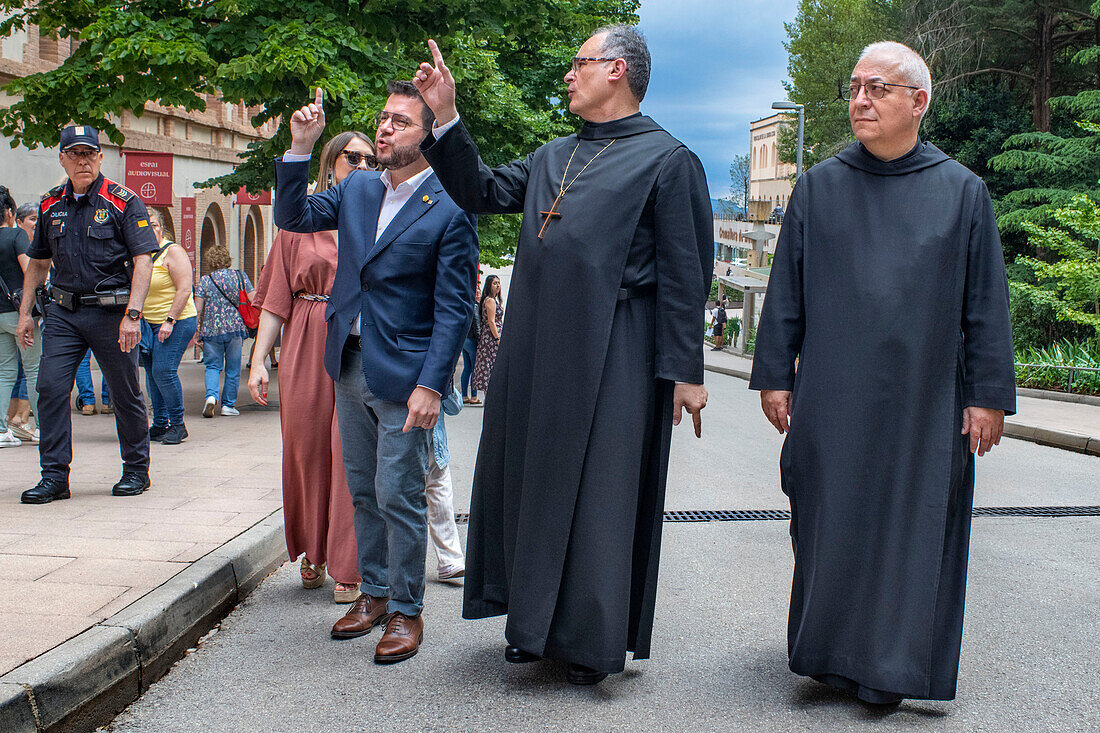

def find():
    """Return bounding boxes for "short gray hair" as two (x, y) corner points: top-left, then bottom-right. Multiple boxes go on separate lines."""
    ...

(16, 203), (37, 222)
(595, 25), (651, 103)
(858, 41), (932, 113)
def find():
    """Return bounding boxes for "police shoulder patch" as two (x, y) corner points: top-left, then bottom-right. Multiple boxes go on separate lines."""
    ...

(42, 184), (65, 201)
(107, 182), (134, 201)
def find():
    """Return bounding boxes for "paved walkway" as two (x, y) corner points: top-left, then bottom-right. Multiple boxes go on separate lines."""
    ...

(703, 347), (1100, 455)
(0, 358), (284, 677)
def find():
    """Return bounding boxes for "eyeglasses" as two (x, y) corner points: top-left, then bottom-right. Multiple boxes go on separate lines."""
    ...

(374, 111), (424, 132)
(63, 148), (100, 160)
(340, 150), (377, 168)
(571, 57), (616, 73)
(839, 80), (921, 101)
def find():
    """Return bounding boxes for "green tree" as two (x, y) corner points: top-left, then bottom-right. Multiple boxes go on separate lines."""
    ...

(1010, 194), (1100, 344)
(723, 152), (750, 215)
(0, 0), (638, 265)
(780, 0), (895, 169)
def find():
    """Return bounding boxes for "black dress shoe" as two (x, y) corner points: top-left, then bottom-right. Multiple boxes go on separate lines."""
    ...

(566, 663), (608, 685)
(21, 478), (70, 504)
(149, 424), (169, 441)
(161, 423), (188, 445)
(504, 645), (540, 664)
(112, 472), (150, 496)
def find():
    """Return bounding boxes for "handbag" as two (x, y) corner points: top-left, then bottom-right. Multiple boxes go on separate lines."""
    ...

(0, 274), (40, 317)
(211, 270), (260, 336)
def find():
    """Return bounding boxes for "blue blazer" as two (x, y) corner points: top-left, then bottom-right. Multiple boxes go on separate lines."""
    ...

(274, 160), (478, 403)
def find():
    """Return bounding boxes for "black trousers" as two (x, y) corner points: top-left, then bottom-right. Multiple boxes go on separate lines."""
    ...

(37, 306), (148, 483)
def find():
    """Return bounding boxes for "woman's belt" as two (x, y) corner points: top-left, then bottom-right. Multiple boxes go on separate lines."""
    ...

(292, 291), (329, 302)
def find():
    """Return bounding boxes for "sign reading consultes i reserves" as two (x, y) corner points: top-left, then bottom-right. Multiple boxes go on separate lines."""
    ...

(180, 197), (196, 274)
(124, 151), (173, 206)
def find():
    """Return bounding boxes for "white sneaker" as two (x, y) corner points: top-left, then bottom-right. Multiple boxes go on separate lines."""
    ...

(220, 405), (240, 416)
(203, 396), (216, 418)
(0, 430), (22, 448)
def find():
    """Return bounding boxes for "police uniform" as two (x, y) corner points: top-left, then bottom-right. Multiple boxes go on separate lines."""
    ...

(25, 126), (157, 500)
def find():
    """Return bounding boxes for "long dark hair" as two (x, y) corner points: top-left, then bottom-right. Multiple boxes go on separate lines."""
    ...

(479, 274), (501, 316)
(0, 185), (16, 223)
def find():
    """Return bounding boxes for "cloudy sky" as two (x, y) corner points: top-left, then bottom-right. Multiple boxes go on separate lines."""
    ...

(637, 0), (800, 199)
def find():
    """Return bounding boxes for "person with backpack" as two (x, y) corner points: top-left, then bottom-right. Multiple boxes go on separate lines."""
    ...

(139, 209), (197, 444)
(711, 299), (727, 350)
(195, 245), (255, 418)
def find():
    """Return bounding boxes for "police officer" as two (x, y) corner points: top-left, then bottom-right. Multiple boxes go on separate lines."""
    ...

(17, 125), (157, 504)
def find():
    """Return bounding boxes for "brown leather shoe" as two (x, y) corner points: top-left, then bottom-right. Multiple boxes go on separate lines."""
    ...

(330, 594), (391, 639)
(374, 612), (423, 664)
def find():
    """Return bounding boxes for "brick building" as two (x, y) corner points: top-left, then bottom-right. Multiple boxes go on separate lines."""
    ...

(0, 22), (277, 285)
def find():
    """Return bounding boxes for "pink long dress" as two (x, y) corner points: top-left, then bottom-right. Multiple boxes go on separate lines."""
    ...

(253, 230), (359, 584)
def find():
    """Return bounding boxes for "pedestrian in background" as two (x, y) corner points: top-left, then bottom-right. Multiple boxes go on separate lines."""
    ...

(470, 274), (502, 395)
(18, 124), (156, 504)
(427, 384), (465, 580)
(75, 349), (111, 415)
(0, 185), (40, 447)
(460, 277), (480, 405)
(250, 130), (376, 604)
(195, 245), (254, 417)
(139, 209), (197, 445)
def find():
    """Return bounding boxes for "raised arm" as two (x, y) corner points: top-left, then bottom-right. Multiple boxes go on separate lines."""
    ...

(414, 40), (531, 214)
(274, 88), (342, 232)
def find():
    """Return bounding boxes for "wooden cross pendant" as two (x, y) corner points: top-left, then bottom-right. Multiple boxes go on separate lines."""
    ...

(537, 193), (564, 239)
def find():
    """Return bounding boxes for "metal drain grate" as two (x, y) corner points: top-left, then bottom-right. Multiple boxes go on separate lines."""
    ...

(453, 506), (1100, 524)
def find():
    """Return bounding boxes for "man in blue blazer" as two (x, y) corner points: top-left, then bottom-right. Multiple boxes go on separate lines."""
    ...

(275, 82), (478, 664)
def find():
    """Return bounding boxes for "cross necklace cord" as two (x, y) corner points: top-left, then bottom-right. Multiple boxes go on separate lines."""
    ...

(538, 138), (617, 239)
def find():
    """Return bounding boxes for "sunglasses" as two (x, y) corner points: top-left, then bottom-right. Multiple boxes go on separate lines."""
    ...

(340, 150), (377, 168)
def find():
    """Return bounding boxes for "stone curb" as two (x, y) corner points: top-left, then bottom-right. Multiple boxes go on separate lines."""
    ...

(705, 364), (1098, 457)
(0, 510), (286, 733)
(1004, 422), (1100, 457)
(1016, 387), (1100, 407)
(704, 363), (752, 382)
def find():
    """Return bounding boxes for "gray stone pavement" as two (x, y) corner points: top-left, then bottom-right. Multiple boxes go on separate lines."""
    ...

(104, 370), (1099, 732)
(0, 355), (284, 677)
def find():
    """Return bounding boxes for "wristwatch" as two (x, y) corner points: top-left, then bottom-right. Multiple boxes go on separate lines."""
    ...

(126, 309), (142, 321)
(165, 316), (175, 324)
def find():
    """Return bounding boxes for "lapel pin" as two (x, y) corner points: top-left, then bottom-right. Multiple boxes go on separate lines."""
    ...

(423, 195), (431, 203)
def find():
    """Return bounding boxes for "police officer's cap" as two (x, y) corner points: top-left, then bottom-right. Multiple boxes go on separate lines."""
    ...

(59, 125), (101, 151)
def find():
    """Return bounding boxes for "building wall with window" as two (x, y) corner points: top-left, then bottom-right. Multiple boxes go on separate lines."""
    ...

(748, 113), (796, 216)
(0, 21), (277, 287)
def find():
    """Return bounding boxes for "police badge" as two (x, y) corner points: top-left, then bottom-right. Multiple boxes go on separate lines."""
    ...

(94, 209), (109, 223)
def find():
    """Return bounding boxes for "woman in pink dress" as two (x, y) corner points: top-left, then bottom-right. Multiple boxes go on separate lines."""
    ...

(249, 131), (376, 603)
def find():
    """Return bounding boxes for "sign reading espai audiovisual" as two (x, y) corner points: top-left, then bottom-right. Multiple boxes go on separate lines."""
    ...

(123, 151), (174, 206)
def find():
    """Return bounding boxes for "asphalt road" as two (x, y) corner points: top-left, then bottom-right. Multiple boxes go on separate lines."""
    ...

(106, 371), (1100, 732)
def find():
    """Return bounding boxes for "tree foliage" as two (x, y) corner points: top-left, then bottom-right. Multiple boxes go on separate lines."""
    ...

(0, 0), (638, 265)
(726, 152), (751, 213)
(1010, 194), (1100, 342)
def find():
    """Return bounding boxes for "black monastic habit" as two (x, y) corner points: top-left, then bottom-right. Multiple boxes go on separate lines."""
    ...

(749, 141), (1016, 701)
(421, 113), (712, 673)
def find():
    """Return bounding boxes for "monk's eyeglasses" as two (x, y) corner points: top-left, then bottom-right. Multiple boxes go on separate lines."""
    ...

(839, 80), (921, 101)
(571, 57), (616, 73)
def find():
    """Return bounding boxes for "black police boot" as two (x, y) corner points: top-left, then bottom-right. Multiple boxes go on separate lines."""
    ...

(161, 422), (188, 445)
(112, 471), (150, 497)
(566, 663), (609, 686)
(21, 478), (71, 504)
(149, 423), (169, 441)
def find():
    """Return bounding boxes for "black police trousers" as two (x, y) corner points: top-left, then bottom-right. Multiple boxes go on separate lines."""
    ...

(37, 306), (149, 484)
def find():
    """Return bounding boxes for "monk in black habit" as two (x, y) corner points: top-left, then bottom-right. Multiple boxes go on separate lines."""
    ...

(412, 27), (712, 685)
(750, 41), (1016, 705)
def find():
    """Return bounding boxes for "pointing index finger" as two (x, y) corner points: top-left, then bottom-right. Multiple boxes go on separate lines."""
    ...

(314, 87), (323, 107)
(428, 38), (444, 67)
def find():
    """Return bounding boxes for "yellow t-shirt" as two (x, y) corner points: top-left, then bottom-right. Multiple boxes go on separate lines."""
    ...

(143, 242), (197, 324)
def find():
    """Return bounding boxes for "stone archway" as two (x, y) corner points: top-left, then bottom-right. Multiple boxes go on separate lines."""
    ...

(199, 203), (226, 277)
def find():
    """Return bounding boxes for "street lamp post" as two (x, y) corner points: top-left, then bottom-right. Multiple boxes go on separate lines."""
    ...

(771, 101), (804, 179)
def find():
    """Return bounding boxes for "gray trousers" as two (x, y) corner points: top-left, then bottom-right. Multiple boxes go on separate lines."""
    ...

(333, 345), (430, 617)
